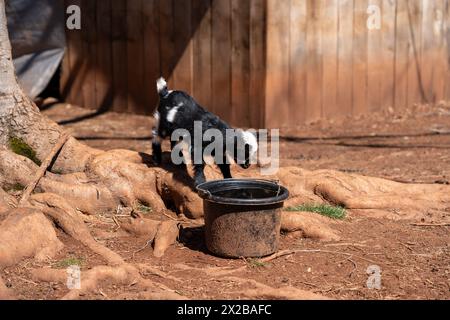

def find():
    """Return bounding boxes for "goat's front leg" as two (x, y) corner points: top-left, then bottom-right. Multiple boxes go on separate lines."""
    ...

(151, 111), (162, 165)
(193, 163), (206, 187)
(190, 147), (206, 186)
(217, 159), (232, 179)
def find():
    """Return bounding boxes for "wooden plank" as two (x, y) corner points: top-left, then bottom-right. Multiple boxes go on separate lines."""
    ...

(143, 0), (161, 114)
(321, 0), (339, 118)
(337, 0), (354, 117)
(305, 0), (322, 121)
(96, 0), (113, 111)
(249, 0), (266, 129)
(192, 0), (212, 109)
(406, 0), (424, 107)
(231, 0), (251, 127)
(211, 0), (232, 121)
(380, 0), (396, 111)
(352, 0), (368, 116)
(159, 0), (176, 85)
(60, 1), (71, 102)
(433, 0), (447, 102)
(394, 0), (409, 111)
(289, 0), (307, 126)
(367, 0), (382, 112)
(127, 0), (145, 114)
(80, 0), (97, 110)
(421, 0), (437, 103)
(265, 0), (290, 128)
(111, 0), (128, 112)
(445, 0), (450, 101)
(61, 0), (85, 107)
(173, 0), (193, 93)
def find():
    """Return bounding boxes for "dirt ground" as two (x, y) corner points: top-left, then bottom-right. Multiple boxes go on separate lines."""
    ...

(2, 99), (449, 300)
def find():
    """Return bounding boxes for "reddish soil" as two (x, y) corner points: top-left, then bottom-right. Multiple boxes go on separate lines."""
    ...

(2, 99), (449, 300)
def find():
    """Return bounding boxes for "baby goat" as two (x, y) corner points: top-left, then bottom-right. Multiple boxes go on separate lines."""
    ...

(152, 77), (258, 186)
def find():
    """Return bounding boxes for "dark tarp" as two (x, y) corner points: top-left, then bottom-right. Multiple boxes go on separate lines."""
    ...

(6, 0), (66, 98)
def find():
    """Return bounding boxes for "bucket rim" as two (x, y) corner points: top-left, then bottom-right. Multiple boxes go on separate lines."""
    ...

(196, 178), (289, 206)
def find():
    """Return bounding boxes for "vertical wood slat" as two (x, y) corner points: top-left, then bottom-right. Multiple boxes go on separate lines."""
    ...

(265, 0), (290, 128)
(60, 1), (71, 102)
(421, 0), (437, 103)
(142, 0), (161, 113)
(81, 0), (97, 109)
(434, 0), (447, 102)
(367, 0), (382, 112)
(289, 0), (307, 126)
(231, 0), (251, 127)
(406, 0), (424, 107)
(111, 0), (128, 112)
(321, 0), (339, 118)
(96, 0), (113, 111)
(394, 0), (409, 111)
(445, 0), (450, 101)
(126, 0), (144, 113)
(211, 0), (232, 119)
(159, 0), (175, 85)
(249, 0), (266, 128)
(173, 0), (193, 94)
(61, 0), (85, 108)
(337, 0), (354, 118)
(380, 0), (396, 111)
(192, 0), (212, 109)
(305, 0), (323, 122)
(352, 0), (368, 116)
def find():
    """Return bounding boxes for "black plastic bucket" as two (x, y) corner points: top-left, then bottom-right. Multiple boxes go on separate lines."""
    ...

(197, 179), (289, 258)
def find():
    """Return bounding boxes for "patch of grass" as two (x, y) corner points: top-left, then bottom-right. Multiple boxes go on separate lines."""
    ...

(8, 136), (41, 166)
(247, 259), (267, 268)
(285, 203), (346, 219)
(135, 201), (152, 214)
(54, 257), (84, 269)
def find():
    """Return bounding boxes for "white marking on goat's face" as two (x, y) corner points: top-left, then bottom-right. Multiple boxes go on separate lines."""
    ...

(166, 104), (182, 123)
(242, 131), (258, 156)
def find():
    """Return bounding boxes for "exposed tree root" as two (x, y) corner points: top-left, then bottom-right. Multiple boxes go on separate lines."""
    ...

(30, 193), (126, 266)
(277, 167), (450, 222)
(121, 216), (161, 239)
(31, 265), (186, 300)
(224, 276), (330, 300)
(0, 207), (63, 267)
(281, 211), (341, 241)
(153, 220), (180, 257)
(0, 187), (16, 215)
(18, 132), (69, 206)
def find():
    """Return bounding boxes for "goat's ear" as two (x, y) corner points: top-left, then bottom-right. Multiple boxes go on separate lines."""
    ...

(156, 77), (169, 97)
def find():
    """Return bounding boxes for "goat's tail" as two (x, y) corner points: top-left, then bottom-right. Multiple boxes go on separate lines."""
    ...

(156, 77), (169, 98)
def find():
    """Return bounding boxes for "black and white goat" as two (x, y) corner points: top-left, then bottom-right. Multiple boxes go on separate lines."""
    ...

(152, 77), (258, 186)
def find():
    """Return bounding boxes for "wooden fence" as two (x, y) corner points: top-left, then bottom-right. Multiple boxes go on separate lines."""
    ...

(61, 0), (450, 129)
